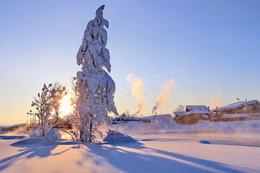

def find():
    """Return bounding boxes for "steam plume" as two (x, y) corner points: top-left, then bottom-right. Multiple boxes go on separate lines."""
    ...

(126, 73), (145, 116)
(210, 88), (221, 109)
(153, 79), (175, 114)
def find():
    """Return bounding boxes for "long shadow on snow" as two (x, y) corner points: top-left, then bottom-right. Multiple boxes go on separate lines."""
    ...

(0, 137), (76, 171)
(0, 136), (26, 140)
(83, 141), (254, 173)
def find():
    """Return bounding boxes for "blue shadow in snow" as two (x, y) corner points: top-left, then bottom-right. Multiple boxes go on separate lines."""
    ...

(0, 136), (25, 140)
(0, 137), (75, 171)
(198, 140), (211, 144)
(82, 140), (256, 173)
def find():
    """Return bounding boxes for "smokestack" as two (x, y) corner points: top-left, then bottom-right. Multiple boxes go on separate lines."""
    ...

(152, 106), (157, 115)
(126, 73), (145, 116)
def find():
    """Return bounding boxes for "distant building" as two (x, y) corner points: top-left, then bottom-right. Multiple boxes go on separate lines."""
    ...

(213, 100), (260, 120)
(174, 105), (213, 124)
(213, 100), (260, 114)
(173, 100), (260, 124)
(186, 105), (210, 113)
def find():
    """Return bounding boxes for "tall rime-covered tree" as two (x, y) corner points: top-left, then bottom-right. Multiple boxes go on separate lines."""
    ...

(75, 5), (118, 143)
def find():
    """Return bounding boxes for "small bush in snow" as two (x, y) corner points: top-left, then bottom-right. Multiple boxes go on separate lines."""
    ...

(44, 129), (61, 144)
(29, 129), (41, 137)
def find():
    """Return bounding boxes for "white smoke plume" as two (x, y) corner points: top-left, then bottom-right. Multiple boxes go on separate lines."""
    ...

(153, 79), (175, 114)
(126, 73), (145, 116)
(210, 88), (221, 109)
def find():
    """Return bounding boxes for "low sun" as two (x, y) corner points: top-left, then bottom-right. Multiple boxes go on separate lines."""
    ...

(59, 95), (74, 118)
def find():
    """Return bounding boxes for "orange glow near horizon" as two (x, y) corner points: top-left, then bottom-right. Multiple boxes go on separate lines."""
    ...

(59, 95), (74, 118)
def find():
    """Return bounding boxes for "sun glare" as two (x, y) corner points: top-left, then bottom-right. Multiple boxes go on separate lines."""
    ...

(59, 95), (74, 118)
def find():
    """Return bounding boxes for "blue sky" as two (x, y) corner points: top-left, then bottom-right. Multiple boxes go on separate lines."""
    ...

(1, 0), (260, 124)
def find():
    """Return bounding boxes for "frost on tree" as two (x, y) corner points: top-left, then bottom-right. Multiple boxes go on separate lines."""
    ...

(27, 83), (66, 137)
(75, 5), (118, 143)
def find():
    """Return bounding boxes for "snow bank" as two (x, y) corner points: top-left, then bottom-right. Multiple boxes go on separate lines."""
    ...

(1, 123), (26, 128)
(151, 114), (175, 129)
(222, 114), (250, 118)
(0, 123), (26, 132)
(103, 130), (136, 142)
(117, 117), (143, 121)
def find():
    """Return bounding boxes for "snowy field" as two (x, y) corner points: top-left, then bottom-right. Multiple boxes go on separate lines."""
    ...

(1, 120), (260, 173)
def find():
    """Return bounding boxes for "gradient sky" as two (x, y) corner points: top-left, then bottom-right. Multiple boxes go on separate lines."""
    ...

(1, 0), (260, 124)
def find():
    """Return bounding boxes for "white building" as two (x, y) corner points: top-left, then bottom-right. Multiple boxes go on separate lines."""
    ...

(174, 105), (213, 124)
(174, 105), (213, 117)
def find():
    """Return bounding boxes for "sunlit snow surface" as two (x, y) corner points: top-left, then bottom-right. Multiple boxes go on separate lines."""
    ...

(1, 120), (260, 173)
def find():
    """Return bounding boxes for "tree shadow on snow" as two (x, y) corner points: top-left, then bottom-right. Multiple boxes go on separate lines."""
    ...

(0, 137), (76, 171)
(0, 135), (26, 140)
(82, 141), (256, 173)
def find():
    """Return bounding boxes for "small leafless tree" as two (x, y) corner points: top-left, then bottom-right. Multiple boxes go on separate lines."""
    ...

(176, 105), (185, 112)
(27, 83), (66, 136)
(120, 110), (131, 117)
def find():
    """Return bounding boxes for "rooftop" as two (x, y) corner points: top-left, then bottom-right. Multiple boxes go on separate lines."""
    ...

(213, 100), (260, 111)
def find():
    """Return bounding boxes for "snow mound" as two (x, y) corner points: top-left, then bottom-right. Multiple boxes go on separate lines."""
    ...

(103, 131), (136, 143)
(199, 140), (211, 144)
(44, 129), (61, 144)
(151, 114), (175, 129)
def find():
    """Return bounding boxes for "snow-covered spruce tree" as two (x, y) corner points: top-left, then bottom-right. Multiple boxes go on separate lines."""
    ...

(75, 5), (118, 143)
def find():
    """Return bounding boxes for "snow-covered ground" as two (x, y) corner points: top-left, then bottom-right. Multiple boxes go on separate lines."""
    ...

(1, 120), (260, 173)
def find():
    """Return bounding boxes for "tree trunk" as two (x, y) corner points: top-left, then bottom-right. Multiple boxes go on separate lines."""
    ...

(88, 122), (93, 143)
(41, 118), (45, 136)
(79, 114), (93, 143)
